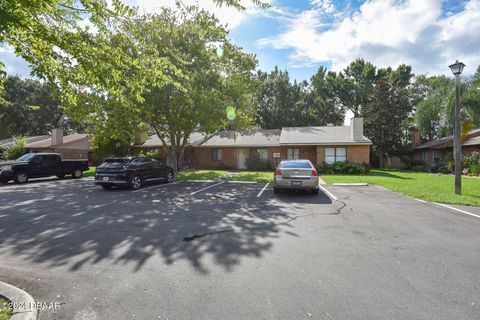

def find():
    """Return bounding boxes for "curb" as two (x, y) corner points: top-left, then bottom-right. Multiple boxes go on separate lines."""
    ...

(332, 183), (368, 186)
(0, 281), (37, 320)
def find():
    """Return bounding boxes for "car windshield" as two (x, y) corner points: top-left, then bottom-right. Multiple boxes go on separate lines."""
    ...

(280, 160), (312, 169)
(16, 153), (35, 162)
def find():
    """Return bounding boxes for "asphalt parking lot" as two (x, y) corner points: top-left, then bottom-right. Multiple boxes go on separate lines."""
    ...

(0, 178), (479, 320)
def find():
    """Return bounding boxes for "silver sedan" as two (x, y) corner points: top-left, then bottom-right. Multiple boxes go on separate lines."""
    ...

(273, 160), (319, 194)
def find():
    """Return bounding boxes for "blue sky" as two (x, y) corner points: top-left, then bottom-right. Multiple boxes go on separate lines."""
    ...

(1, 0), (479, 82)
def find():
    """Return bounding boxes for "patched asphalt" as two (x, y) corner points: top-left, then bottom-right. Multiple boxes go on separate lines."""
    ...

(0, 178), (479, 320)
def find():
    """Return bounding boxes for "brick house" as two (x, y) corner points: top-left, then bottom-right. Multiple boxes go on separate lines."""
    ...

(134, 118), (372, 169)
(26, 129), (93, 161)
(413, 129), (480, 165)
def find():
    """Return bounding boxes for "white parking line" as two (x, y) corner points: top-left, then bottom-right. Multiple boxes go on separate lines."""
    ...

(190, 181), (225, 195)
(319, 185), (338, 201)
(132, 180), (183, 193)
(256, 183), (270, 198)
(430, 202), (480, 219)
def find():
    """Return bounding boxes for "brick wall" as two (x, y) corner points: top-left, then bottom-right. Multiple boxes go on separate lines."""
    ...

(347, 145), (370, 164)
(193, 147), (237, 169)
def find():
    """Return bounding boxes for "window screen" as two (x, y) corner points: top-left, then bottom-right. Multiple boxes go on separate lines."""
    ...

(325, 147), (347, 163)
(211, 149), (223, 161)
(287, 148), (299, 160)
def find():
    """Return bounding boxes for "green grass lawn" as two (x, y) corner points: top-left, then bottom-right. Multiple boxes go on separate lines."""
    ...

(321, 169), (480, 206)
(83, 166), (96, 177)
(0, 297), (12, 320)
(176, 170), (228, 181)
(228, 171), (273, 183)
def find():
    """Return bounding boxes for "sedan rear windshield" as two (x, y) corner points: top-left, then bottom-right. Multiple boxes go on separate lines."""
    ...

(102, 159), (132, 166)
(280, 161), (313, 169)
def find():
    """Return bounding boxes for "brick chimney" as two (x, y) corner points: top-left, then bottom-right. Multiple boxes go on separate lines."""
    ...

(350, 117), (364, 141)
(51, 128), (63, 146)
(411, 130), (422, 148)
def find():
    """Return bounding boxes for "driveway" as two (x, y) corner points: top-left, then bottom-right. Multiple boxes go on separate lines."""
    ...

(0, 179), (479, 319)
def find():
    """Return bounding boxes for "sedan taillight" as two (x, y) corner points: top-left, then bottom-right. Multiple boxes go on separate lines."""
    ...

(311, 169), (318, 177)
(275, 168), (282, 176)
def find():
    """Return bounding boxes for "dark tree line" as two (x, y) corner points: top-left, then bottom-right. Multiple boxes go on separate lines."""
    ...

(255, 59), (417, 167)
(0, 75), (82, 139)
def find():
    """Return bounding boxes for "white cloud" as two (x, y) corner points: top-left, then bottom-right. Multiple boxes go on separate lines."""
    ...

(258, 0), (480, 75)
(128, 0), (270, 29)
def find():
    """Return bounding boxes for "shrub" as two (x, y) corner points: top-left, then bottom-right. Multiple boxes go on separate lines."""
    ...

(245, 158), (274, 171)
(1, 136), (27, 160)
(315, 162), (369, 175)
(464, 152), (480, 176)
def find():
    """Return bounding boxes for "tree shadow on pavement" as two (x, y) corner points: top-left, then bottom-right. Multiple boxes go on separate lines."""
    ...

(0, 180), (336, 274)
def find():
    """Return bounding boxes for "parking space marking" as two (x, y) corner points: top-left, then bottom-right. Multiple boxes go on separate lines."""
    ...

(190, 181), (225, 195)
(319, 185), (338, 200)
(431, 202), (480, 219)
(256, 183), (270, 198)
(132, 180), (183, 193)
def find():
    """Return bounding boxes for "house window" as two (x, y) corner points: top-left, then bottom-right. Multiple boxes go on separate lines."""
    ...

(250, 148), (268, 160)
(211, 149), (223, 161)
(421, 151), (428, 162)
(325, 147), (347, 164)
(287, 148), (299, 160)
(433, 151), (442, 163)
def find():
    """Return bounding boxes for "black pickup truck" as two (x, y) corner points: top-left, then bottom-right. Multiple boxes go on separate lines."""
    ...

(0, 153), (89, 184)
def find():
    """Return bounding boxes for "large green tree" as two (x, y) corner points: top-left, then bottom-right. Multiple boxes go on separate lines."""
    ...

(0, 75), (82, 138)
(71, 7), (258, 170)
(331, 58), (378, 117)
(363, 65), (416, 167)
(255, 66), (344, 129)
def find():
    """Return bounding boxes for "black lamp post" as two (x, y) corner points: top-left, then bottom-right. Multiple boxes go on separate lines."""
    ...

(448, 60), (465, 195)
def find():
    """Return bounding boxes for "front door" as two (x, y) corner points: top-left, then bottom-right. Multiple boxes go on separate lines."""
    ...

(238, 149), (249, 170)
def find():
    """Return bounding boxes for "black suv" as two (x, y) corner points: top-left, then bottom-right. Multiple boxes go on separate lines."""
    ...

(94, 157), (174, 190)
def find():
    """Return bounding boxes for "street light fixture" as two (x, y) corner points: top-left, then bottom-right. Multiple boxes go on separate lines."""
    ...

(448, 60), (465, 195)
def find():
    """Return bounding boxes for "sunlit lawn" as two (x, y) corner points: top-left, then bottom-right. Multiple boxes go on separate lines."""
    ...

(228, 171), (273, 183)
(321, 169), (480, 206)
(176, 170), (228, 180)
(83, 166), (96, 177)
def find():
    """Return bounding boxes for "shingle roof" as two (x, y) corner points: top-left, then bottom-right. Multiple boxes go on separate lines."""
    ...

(136, 126), (374, 148)
(135, 132), (210, 148)
(414, 128), (480, 149)
(0, 135), (51, 149)
(27, 134), (90, 148)
(279, 126), (371, 145)
(198, 129), (281, 147)
(463, 135), (480, 146)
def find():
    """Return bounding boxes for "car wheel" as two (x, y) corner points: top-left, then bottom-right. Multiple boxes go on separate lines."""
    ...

(130, 175), (142, 190)
(273, 187), (280, 194)
(102, 185), (112, 190)
(72, 169), (83, 179)
(311, 187), (320, 195)
(14, 172), (28, 184)
(166, 171), (174, 183)
(0, 179), (8, 184)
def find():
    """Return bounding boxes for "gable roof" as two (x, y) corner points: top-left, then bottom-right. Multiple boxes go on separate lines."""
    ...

(135, 132), (209, 148)
(197, 129), (281, 147)
(463, 135), (480, 147)
(136, 126), (371, 148)
(27, 134), (91, 149)
(279, 126), (371, 145)
(414, 128), (480, 149)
